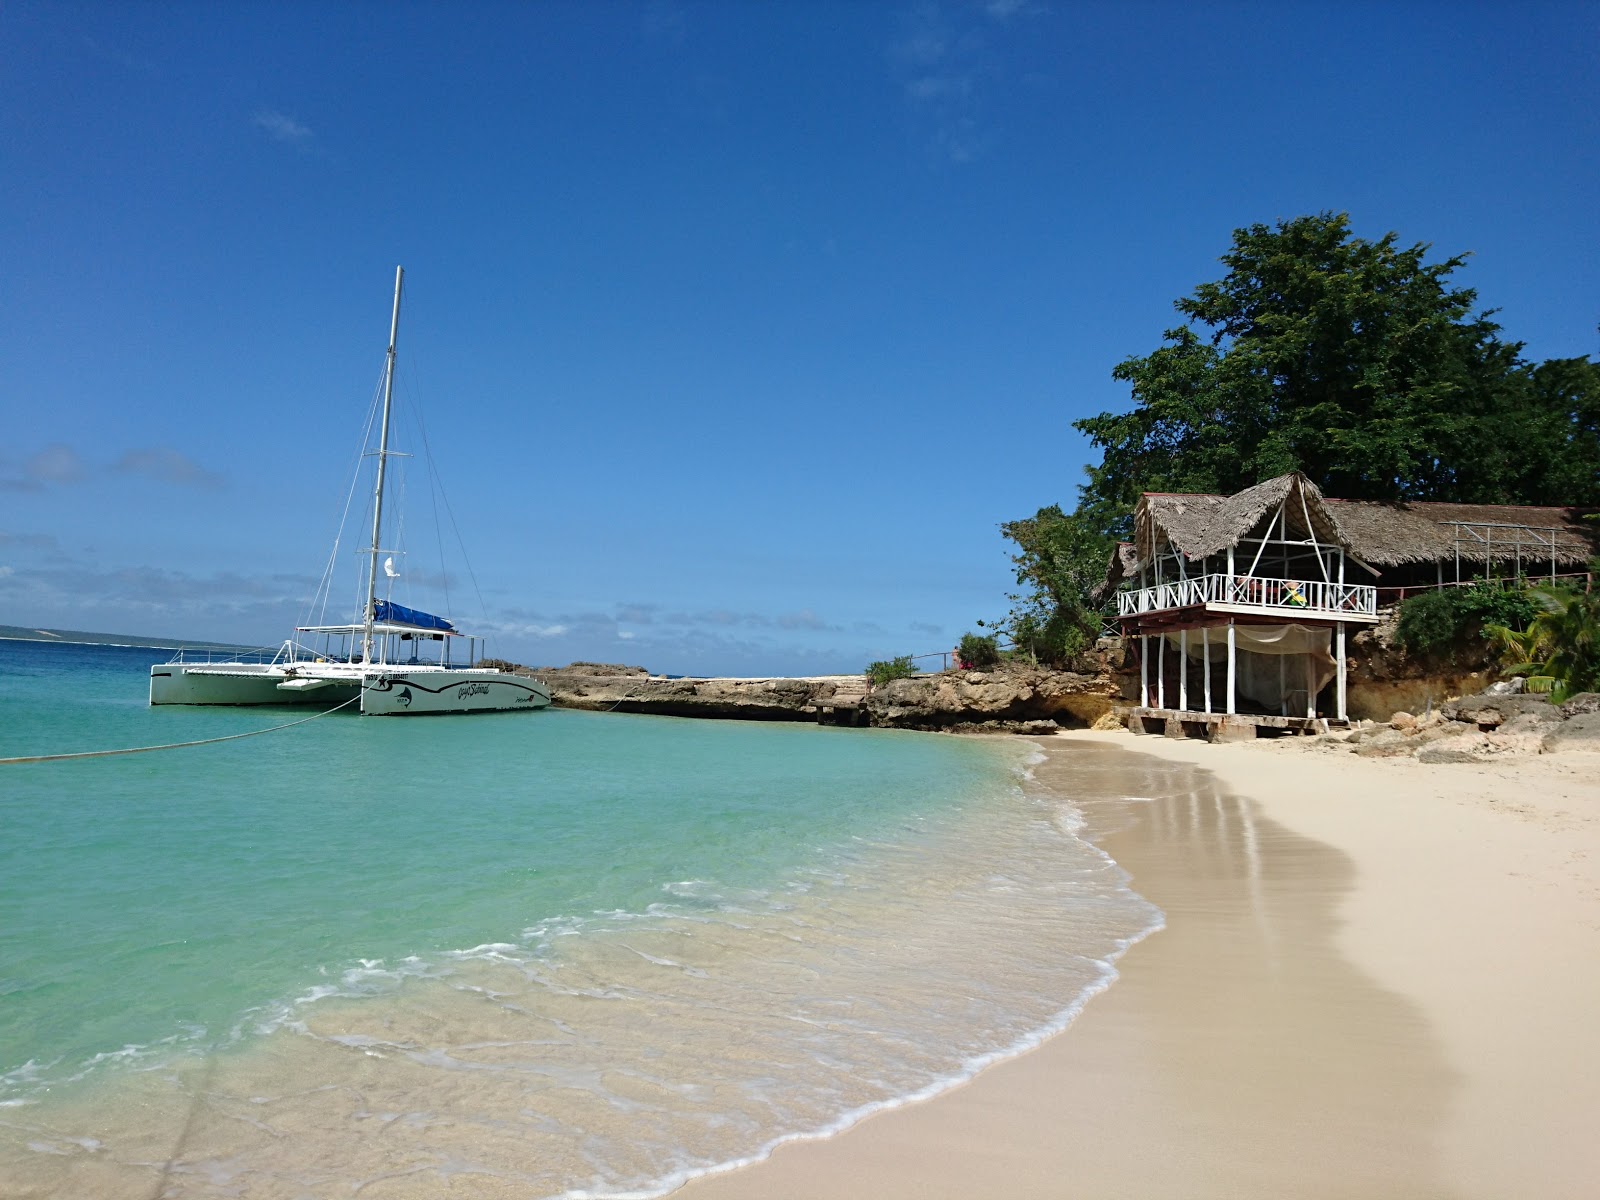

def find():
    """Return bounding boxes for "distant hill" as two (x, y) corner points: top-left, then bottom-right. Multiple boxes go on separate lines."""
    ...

(0, 623), (259, 653)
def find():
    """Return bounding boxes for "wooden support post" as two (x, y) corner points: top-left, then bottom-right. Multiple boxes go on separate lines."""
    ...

(1140, 633), (1149, 706)
(1203, 626), (1212, 714)
(1336, 622), (1347, 721)
(1226, 620), (1237, 715)
(1179, 629), (1188, 712)
(1157, 634), (1166, 710)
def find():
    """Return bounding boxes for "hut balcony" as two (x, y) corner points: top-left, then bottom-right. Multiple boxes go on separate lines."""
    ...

(1116, 573), (1379, 623)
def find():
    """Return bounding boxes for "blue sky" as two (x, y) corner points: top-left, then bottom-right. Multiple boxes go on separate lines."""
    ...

(2, 1), (1596, 676)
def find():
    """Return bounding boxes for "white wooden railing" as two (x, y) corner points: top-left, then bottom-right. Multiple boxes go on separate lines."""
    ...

(1116, 573), (1377, 618)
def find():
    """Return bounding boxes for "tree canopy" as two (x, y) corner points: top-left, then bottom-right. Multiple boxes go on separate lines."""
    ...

(1002, 212), (1600, 661)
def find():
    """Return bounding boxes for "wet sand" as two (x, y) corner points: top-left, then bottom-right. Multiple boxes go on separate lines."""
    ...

(678, 732), (1600, 1199)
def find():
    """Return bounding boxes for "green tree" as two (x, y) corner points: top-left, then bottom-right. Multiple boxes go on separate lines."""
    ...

(956, 632), (1000, 669)
(996, 504), (1108, 664)
(1076, 212), (1539, 510)
(1002, 213), (1600, 646)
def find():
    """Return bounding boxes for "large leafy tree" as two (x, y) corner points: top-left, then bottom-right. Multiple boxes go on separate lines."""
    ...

(1002, 212), (1600, 657)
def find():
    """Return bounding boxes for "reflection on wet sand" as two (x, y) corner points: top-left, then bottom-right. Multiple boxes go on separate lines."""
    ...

(680, 740), (1460, 1200)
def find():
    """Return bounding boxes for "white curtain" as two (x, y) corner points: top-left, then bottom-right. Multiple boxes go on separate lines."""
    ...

(1163, 624), (1335, 715)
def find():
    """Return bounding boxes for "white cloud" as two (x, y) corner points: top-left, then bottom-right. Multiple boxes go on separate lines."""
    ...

(984, 0), (1042, 20)
(253, 110), (313, 145)
(26, 443), (89, 485)
(113, 447), (225, 490)
(890, 0), (1046, 164)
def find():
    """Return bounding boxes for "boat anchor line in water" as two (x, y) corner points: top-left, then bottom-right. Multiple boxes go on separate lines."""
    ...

(147, 266), (553, 717)
(0, 695), (361, 766)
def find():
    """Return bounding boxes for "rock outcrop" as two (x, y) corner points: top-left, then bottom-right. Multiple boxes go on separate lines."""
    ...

(513, 659), (1120, 731)
(1320, 688), (1600, 760)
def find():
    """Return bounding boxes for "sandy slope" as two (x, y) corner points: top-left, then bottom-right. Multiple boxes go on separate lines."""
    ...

(676, 732), (1600, 1199)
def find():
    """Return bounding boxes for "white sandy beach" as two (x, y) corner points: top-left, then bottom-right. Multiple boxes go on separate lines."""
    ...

(678, 731), (1600, 1199)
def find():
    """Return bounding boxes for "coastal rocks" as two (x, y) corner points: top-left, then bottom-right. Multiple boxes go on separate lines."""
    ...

(1441, 692), (1555, 730)
(541, 671), (834, 721)
(1559, 692), (1600, 719)
(1354, 717), (1463, 758)
(1541, 712), (1600, 754)
(513, 661), (1121, 731)
(1364, 689), (1599, 761)
(863, 665), (1116, 731)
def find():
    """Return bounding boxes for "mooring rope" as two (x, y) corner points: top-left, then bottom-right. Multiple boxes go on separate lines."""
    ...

(0, 694), (362, 766)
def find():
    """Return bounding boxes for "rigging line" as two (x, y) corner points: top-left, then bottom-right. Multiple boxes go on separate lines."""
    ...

(0, 695), (361, 766)
(305, 368), (387, 630)
(400, 378), (457, 623)
(400, 335), (488, 637)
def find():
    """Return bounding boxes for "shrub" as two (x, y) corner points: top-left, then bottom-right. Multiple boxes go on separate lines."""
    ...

(865, 656), (919, 687)
(1395, 582), (1543, 663)
(1007, 606), (1091, 667)
(956, 632), (1001, 669)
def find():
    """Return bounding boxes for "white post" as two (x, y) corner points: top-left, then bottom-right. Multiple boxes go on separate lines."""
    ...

(1179, 629), (1188, 712)
(1336, 623), (1347, 721)
(1203, 626), (1212, 713)
(1157, 634), (1166, 710)
(1140, 634), (1149, 707)
(1226, 620), (1237, 715)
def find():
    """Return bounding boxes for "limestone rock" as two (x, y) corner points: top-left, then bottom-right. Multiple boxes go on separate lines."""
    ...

(1355, 729), (1414, 758)
(1500, 708), (1564, 735)
(1542, 712), (1600, 754)
(1441, 692), (1554, 730)
(1559, 692), (1600, 719)
(1417, 737), (1490, 764)
(516, 660), (1124, 731)
(1389, 711), (1418, 732)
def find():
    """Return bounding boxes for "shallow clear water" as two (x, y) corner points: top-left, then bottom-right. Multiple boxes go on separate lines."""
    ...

(0, 639), (1160, 1198)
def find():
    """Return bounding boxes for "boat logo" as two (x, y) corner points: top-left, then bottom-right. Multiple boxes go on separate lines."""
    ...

(396, 687), (413, 707)
(457, 682), (491, 699)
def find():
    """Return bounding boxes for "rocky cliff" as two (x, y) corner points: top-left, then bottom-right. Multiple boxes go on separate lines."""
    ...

(518, 654), (1123, 731)
(510, 611), (1513, 733)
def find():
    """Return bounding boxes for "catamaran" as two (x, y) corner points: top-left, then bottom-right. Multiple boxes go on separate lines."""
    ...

(149, 267), (552, 716)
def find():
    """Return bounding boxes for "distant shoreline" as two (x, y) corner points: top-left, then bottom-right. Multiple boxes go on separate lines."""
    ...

(0, 631), (259, 654)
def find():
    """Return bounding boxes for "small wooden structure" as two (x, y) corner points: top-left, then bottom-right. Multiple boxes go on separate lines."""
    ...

(1106, 474), (1595, 740)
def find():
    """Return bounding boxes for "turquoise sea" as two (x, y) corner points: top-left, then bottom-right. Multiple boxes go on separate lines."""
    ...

(0, 639), (1160, 1199)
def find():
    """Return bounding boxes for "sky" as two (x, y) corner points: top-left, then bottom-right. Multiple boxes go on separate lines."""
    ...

(2, 1), (1597, 676)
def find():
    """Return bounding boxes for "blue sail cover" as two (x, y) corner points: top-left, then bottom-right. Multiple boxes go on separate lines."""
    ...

(372, 599), (456, 632)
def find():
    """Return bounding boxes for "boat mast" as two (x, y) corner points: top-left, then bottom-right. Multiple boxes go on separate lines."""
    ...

(362, 265), (404, 665)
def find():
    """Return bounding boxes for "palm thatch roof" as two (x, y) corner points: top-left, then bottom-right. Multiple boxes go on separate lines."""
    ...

(1136, 473), (1353, 563)
(1324, 497), (1595, 566)
(1124, 472), (1596, 575)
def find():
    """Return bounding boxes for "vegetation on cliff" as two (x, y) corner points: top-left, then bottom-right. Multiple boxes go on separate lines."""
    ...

(865, 656), (919, 687)
(1486, 587), (1600, 701)
(1002, 212), (1600, 660)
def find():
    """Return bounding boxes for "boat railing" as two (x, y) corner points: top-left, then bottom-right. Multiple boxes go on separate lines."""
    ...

(164, 640), (313, 666)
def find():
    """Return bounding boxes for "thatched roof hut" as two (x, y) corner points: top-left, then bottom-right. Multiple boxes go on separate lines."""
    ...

(1116, 471), (1595, 583)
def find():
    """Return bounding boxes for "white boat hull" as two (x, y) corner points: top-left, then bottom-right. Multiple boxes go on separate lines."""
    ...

(359, 669), (551, 715)
(150, 663), (550, 715)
